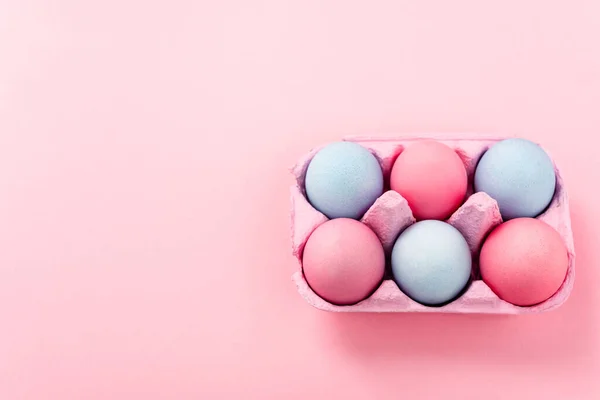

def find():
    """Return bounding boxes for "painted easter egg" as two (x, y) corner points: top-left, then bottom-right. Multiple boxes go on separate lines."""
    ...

(305, 142), (383, 219)
(391, 220), (471, 306)
(390, 140), (467, 220)
(474, 138), (556, 220)
(302, 219), (385, 305)
(480, 218), (568, 306)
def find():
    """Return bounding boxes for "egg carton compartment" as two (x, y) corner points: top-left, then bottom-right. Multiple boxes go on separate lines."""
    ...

(290, 136), (575, 314)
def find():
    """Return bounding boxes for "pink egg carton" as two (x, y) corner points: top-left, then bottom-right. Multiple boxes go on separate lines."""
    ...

(290, 136), (575, 314)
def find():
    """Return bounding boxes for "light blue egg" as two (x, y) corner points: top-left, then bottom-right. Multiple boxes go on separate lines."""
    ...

(305, 142), (383, 219)
(391, 220), (471, 306)
(474, 138), (556, 220)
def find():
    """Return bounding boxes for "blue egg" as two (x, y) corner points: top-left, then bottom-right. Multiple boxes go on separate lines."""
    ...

(474, 138), (556, 220)
(305, 142), (383, 219)
(391, 220), (471, 306)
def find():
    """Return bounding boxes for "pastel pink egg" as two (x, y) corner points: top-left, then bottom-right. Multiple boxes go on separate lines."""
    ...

(480, 218), (569, 306)
(390, 140), (467, 220)
(302, 219), (385, 305)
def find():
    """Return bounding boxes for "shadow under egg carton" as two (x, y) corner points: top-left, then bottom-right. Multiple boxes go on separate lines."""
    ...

(290, 136), (575, 314)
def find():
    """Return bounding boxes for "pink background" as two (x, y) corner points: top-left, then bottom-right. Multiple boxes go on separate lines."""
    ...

(1, 1), (599, 399)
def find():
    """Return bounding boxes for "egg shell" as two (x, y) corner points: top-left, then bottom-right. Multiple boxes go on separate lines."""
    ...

(390, 140), (467, 220)
(391, 220), (472, 306)
(290, 136), (575, 314)
(480, 218), (569, 306)
(474, 138), (556, 220)
(302, 218), (385, 305)
(304, 141), (383, 219)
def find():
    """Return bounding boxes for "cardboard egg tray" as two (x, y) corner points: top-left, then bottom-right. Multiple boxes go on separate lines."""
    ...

(289, 137), (575, 314)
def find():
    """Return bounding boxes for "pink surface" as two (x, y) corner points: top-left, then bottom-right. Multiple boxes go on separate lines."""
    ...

(2, 1), (600, 399)
(291, 137), (574, 314)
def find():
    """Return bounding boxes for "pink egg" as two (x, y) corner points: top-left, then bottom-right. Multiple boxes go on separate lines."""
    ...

(390, 140), (467, 220)
(480, 218), (569, 306)
(302, 219), (385, 305)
